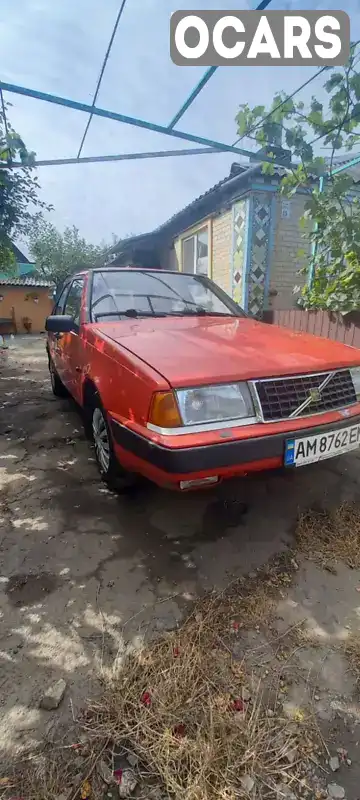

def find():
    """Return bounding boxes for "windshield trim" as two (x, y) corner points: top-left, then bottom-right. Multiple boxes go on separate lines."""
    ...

(89, 269), (247, 323)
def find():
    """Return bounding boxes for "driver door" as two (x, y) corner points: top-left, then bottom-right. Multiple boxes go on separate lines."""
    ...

(58, 277), (85, 402)
(48, 283), (70, 379)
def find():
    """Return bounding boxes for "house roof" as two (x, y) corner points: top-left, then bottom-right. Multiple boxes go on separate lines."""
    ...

(18, 262), (36, 276)
(330, 153), (360, 183)
(106, 152), (360, 264)
(0, 277), (54, 287)
(104, 161), (258, 263)
(0, 263), (37, 282)
(11, 243), (31, 264)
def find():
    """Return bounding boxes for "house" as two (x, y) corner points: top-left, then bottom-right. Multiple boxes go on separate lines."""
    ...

(0, 276), (55, 335)
(0, 242), (54, 335)
(106, 155), (360, 317)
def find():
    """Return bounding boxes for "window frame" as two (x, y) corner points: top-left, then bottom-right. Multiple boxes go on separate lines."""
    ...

(52, 283), (71, 315)
(63, 277), (85, 331)
(181, 226), (209, 277)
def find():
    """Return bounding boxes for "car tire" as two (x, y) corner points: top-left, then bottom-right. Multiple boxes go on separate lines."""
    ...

(49, 357), (68, 398)
(90, 397), (138, 491)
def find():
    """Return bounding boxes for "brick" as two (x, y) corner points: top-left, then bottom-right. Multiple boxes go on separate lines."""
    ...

(212, 210), (232, 293)
(270, 194), (310, 309)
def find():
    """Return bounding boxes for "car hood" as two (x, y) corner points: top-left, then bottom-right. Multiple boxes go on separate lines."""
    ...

(95, 316), (360, 388)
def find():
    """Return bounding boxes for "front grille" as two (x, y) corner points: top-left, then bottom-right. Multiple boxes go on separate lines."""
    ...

(254, 369), (356, 422)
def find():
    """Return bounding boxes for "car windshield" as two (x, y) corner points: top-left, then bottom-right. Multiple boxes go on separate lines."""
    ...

(90, 270), (244, 322)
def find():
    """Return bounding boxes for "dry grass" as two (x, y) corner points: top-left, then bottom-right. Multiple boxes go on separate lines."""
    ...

(0, 734), (109, 800)
(296, 502), (360, 569)
(80, 559), (318, 800)
(0, 557), (321, 800)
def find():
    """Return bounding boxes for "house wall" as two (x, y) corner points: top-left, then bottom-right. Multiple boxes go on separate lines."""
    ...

(0, 287), (53, 334)
(231, 198), (249, 305)
(211, 211), (233, 294)
(210, 191), (273, 316)
(165, 245), (179, 271)
(168, 186), (312, 312)
(268, 192), (311, 310)
(246, 192), (273, 315)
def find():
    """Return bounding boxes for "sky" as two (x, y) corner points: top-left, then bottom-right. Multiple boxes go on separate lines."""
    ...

(1, 0), (360, 249)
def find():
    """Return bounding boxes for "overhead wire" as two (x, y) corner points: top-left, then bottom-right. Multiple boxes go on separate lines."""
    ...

(233, 40), (360, 153)
(308, 111), (360, 146)
(232, 66), (328, 148)
(77, 0), (128, 158)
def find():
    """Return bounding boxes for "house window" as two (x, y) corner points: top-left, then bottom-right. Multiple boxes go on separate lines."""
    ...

(182, 227), (208, 276)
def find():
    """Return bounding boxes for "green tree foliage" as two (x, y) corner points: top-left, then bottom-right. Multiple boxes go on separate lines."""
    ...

(0, 101), (50, 270)
(235, 43), (360, 311)
(28, 217), (108, 289)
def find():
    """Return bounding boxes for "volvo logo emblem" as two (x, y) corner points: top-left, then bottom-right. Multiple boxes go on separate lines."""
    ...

(309, 388), (321, 403)
(290, 373), (334, 419)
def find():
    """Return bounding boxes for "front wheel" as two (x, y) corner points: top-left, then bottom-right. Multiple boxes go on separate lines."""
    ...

(91, 400), (138, 490)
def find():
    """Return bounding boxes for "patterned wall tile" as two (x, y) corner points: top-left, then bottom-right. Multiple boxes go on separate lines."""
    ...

(232, 199), (248, 304)
(247, 194), (272, 316)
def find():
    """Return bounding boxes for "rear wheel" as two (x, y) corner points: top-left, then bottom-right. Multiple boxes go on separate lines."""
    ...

(90, 397), (138, 490)
(49, 357), (68, 398)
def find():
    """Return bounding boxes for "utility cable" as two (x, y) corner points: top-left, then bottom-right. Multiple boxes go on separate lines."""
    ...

(77, 0), (128, 158)
(232, 66), (328, 148)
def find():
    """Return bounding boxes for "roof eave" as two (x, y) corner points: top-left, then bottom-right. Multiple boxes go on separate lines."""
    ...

(110, 165), (259, 259)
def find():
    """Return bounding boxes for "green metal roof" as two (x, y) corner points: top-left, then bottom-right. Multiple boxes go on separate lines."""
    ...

(18, 262), (36, 275)
(0, 262), (36, 281)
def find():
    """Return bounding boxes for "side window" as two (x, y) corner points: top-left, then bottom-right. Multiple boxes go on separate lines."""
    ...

(53, 285), (69, 315)
(63, 278), (84, 327)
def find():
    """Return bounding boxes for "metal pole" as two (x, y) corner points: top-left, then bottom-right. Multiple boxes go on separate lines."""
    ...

(0, 80), (281, 164)
(167, 0), (274, 130)
(168, 68), (216, 130)
(329, 153), (360, 177)
(2, 146), (222, 169)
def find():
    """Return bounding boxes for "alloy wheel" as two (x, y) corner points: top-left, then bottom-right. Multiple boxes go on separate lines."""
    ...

(92, 407), (110, 473)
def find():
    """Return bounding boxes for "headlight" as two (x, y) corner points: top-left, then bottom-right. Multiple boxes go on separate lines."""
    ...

(350, 366), (360, 399)
(176, 383), (254, 426)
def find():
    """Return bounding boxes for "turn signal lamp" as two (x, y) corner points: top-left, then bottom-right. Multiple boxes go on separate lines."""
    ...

(148, 391), (182, 428)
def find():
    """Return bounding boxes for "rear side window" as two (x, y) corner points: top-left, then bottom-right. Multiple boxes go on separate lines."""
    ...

(63, 278), (84, 327)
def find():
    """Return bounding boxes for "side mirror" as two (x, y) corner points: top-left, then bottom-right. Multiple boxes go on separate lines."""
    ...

(45, 314), (74, 334)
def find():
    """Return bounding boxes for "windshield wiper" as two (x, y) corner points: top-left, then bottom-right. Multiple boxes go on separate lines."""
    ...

(168, 308), (233, 317)
(93, 308), (234, 322)
(94, 309), (167, 321)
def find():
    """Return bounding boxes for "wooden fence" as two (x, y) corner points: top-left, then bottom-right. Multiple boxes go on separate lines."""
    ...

(263, 309), (360, 348)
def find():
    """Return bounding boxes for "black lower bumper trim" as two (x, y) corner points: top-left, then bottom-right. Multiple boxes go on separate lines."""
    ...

(110, 414), (360, 475)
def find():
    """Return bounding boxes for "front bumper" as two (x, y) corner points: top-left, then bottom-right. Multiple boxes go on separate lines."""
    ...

(110, 413), (360, 476)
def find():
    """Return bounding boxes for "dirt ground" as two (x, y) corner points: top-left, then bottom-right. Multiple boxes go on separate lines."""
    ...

(1, 336), (360, 798)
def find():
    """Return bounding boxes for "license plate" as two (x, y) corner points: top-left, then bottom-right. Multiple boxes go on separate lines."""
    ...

(284, 423), (360, 467)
